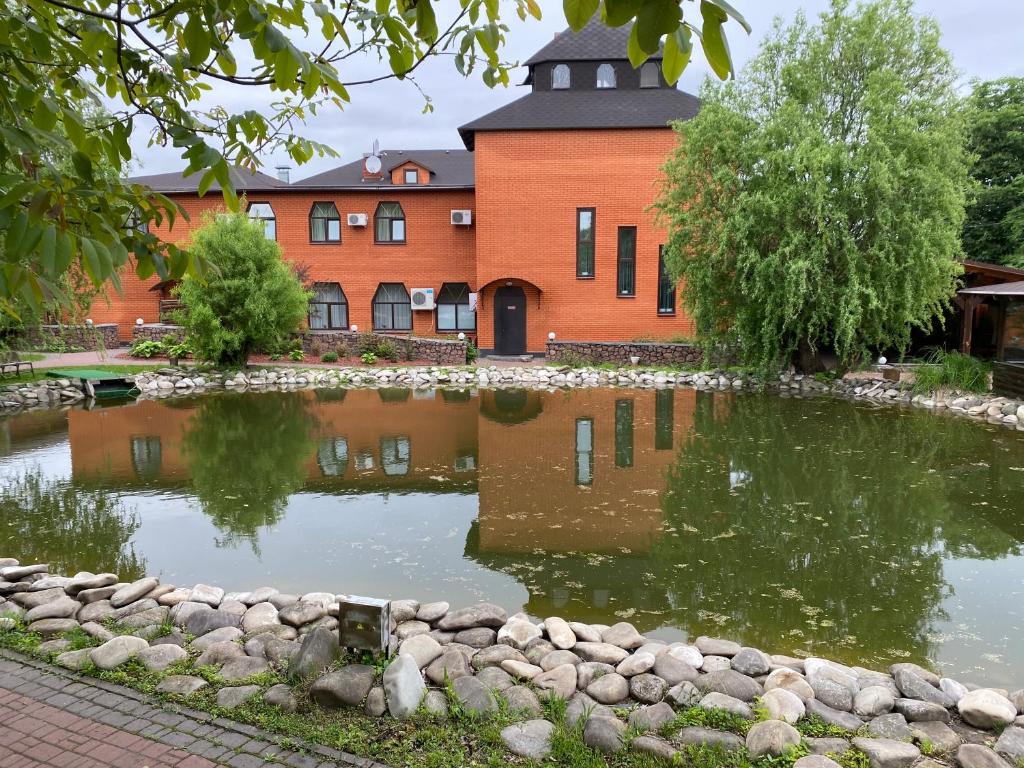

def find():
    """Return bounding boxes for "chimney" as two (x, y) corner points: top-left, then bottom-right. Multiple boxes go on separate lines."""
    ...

(275, 165), (290, 183)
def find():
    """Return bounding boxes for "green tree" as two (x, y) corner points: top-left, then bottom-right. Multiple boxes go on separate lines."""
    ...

(656, 0), (970, 372)
(962, 78), (1024, 269)
(0, 2), (748, 313)
(176, 213), (310, 366)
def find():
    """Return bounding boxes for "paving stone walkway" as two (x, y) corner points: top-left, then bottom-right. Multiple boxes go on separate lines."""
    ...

(0, 650), (386, 768)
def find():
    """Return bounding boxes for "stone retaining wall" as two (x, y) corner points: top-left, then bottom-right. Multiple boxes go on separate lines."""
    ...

(302, 330), (467, 365)
(546, 340), (703, 366)
(1, 558), (1022, 766)
(24, 324), (119, 351)
(131, 323), (184, 343)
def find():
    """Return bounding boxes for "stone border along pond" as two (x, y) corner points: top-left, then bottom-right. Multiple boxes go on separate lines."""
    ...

(1, 364), (1023, 431)
(1, 561), (1024, 768)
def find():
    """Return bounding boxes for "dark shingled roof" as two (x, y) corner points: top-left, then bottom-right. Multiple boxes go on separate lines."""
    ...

(128, 166), (289, 194)
(458, 88), (699, 149)
(294, 149), (474, 189)
(525, 19), (661, 65)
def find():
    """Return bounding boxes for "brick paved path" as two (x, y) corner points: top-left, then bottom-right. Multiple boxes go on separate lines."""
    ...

(0, 651), (386, 768)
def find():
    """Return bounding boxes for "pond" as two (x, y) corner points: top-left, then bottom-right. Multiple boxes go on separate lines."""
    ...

(1, 386), (1023, 686)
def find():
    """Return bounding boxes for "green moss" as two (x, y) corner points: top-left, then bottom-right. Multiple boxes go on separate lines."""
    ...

(661, 706), (753, 737)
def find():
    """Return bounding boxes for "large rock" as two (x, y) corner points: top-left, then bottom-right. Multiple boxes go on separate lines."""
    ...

(436, 603), (507, 631)
(156, 675), (208, 696)
(290, 626), (339, 680)
(631, 673), (668, 704)
(501, 660), (543, 681)
(868, 714), (914, 741)
(217, 685), (260, 710)
(583, 715), (626, 754)
(540, 650), (581, 671)
(665, 643), (704, 668)
(186, 608), (241, 637)
(264, 683), (298, 713)
(241, 602), (279, 634)
(807, 698), (864, 731)
(653, 654), (698, 686)
(119, 606), (169, 629)
(66, 572), (117, 596)
(399, 633), (443, 669)
(808, 738), (853, 756)
(477, 666), (514, 691)
(763, 687), (806, 724)
(544, 617), (576, 649)
(587, 672), (629, 704)
(958, 689), (1018, 730)
(534, 663), (577, 700)
(573, 642), (629, 665)
(696, 636), (740, 656)
(452, 675), (497, 714)
(503, 686), (542, 716)
(383, 653), (426, 719)
(426, 649), (473, 685)
(795, 757), (843, 768)
(28, 618), (79, 637)
(911, 720), (961, 754)
(601, 622), (644, 650)
(700, 669), (764, 701)
(576, 661), (615, 690)
(852, 737), (921, 768)
(667, 681), (702, 708)
(940, 678), (970, 705)
(472, 644), (527, 669)
(55, 649), (93, 670)
(956, 744), (1013, 768)
(138, 644), (187, 672)
(633, 735), (680, 763)
(501, 719), (554, 760)
(189, 584), (224, 607)
(568, 622), (602, 643)
(89, 635), (149, 670)
(699, 692), (754, 719)
(192, 626), (243, 650)
(894, 698), (950, 723)
(731, 647), (771, 677)
(278, 601), (327, 628)
(894, 669), (953, 707)
(497, 619), (541, 650)
(890, 663), (939, 687)
(994, 727), (1024, 763)
(13, 587), (65, 609)
(109, 577), (158, 609)
(616, 651), (656, 677)
(311, 665), (375, 708)
(766, 668), (815, 702)
(629, 702), (676, 732)
(25, 598), (79, 622)
(454, 627), (496, 648)
(677, 727), (744, 751)
(389, 599), (419, 624)
(855, 686), (896, 717)
(220, 656), (269, 681)
(809, 664), (860, 711)
(397, 621), (432, 640)
(416, 601), (449, 623)
(1, 564), (48, 580)
(747, 720), (801, 759)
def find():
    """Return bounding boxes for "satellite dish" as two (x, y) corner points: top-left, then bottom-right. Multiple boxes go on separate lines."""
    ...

(365, 154), (382, 174)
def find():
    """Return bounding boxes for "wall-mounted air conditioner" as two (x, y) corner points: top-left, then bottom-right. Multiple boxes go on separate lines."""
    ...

(347, 213), (367, 227)
(451, 210), (472, 226)
(410, 288), (435, 310)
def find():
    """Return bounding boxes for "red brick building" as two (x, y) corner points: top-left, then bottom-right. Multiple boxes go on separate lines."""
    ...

(97, 21), (701, 355)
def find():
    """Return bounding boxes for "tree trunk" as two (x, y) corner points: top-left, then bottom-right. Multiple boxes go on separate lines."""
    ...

(795, 338), (828, 374)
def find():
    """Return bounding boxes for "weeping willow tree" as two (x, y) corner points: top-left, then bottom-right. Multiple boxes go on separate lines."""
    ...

(656, 0), (971, 372)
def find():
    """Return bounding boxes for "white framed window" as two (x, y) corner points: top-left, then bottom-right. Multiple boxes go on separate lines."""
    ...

(247, 202), (276, 239)
(596, 63), (616, 89)
(551, 64), (570, 89)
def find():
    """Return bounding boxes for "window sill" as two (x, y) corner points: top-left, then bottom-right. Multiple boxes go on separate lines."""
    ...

(374, 241), (407, 246)
(309, 241), (343, 245)
(372, 328), (413, 334)
(576, 276), (595, 280)
(616, 294), (636, 299)
(657, 311), (676, 317)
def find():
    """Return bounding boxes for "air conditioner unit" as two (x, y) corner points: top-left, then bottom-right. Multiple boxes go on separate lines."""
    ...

(450, 209), (472, 226)
(347, 213), (367, 227)
(410, 287), (435, 310)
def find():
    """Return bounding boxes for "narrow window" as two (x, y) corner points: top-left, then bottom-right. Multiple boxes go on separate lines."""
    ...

(317, 438), (349, 477)
(309, 202), (341, 243)
(575, 418), (594, 486)
(381, 436), (411, 476)
(130, 436), (162, 479)
(655, 389), (674, 450)
(247, 202), (276, 239)
(617, 226), (636, 296)
(374, 201), (406, 243)
(614, 399), (634, 468)
(372, 283), (412, 330)
(658, 246), (676, 315)
(552, 64), (570, 89)
(576, 208), (595, 278)
(308, 282), (348, 330)
(404, 169), (418, 184)
(596, 63), (616, 89)
(640, 61), (659, 88)
(355, 451), (375, 471)
(126, 209), (148, 234)
(436, 282), (476, 331)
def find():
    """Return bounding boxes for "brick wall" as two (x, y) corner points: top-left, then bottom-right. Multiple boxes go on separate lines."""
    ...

(473, 128), (696, 353)
(24, 324), (119, 351)
(545, 340), (702, 366)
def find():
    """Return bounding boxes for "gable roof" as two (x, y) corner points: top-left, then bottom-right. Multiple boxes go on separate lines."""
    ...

(458, 88), (699, 149)
(294, 149), (473, 189)
(525, 19), (661, 65)
(128, 166), (289, 194)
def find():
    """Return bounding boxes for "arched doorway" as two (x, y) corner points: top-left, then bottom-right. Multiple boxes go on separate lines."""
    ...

(494, 286), (526, 355)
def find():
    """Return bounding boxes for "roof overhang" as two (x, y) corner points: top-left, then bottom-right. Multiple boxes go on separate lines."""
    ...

(959, 280), (1024, 297)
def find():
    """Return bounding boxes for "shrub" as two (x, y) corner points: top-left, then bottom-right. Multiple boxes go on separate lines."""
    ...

(320, 351), (339, 363)
(288, 348), (304, 362)
(175, 213), (311, 366)
(356, 332), (378, 355)
(912, 349), (992, 394)
(360, 351), (377, 365)
(309, 339), (323, 357)
(375, 339), (398, 362)
(559, 350), (591, 368)
(165, 341), (190, 360)
(465, 338), (479, 363)
(130, 339), (164, 358)
(335, 342), (349, 359)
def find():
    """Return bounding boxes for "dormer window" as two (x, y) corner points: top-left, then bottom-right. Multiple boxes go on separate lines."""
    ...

(640, 62), (659, 88)
(596, 63), (616, 89)
(404, 169), (418, 184)
(552, 64), (570, 89)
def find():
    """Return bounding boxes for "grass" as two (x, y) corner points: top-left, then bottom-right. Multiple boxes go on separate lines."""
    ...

(911, 349), (992, 395)
(0, 363), (167, 386)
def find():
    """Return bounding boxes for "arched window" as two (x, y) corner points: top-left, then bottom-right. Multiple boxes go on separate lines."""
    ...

(380, 436), (411, 476)
(309, 282), (348, 330)
(640, 61), (659, 88)
(596, 63), (616, 89)
(317, 438), (348, 477)
(551, 64), (570, 89)
(309, 202), (340, 242)
(374, 201), (405, 243)
(436, 282), (475, 331)
(247, 202), (276, 239)
(372, 283), (412, 330)
(131, 436), (162, 479)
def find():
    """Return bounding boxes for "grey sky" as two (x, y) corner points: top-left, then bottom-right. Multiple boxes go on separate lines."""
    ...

(132, 0), (1024, 180)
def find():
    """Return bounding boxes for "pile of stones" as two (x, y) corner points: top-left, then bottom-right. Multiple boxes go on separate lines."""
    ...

(0, 377), (86, 409)
(2, 558), (1024, 766)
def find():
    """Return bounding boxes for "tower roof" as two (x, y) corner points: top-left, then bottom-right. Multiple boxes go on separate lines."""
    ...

(525, 19), (662, 66)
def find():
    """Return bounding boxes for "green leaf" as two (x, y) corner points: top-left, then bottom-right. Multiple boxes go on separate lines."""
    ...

(416, 1), (438, 43)
(662, 26), (692, 85)
(626, 24), (648, 68)
(635, 0), (681, 54)
(563, 0), (599, 31)
(602, 0), (642, 27)
(700, 2), (732, 79)
(184, 14), (211, 64)
(702, 0), (751, 33)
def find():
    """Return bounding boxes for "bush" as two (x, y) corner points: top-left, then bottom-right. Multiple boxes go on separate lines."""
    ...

(335, 341), (349, 359)
(913, 349), (992, 394)
(465, 338), (479, 363)
(175, 213), (311, 366)
(309, 339), (323, 357)
(288, 348), (304, 362)
(356, 332), (378, 355)
(320, 351), (339, 363)
(360, 351), (378, 365)
(130, 339), (164, 358)
(375, 339), (398, 362)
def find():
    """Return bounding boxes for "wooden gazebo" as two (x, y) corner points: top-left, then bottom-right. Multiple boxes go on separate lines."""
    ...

(959, 280), (1024, 397)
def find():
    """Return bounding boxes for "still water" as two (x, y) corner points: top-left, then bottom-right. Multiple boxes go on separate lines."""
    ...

(1, 387), (1023, 685)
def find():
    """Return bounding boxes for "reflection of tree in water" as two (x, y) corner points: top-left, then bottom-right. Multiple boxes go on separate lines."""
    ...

(181, 391), (314, 551)
(649, 392), (1023, 666)
(0, 468), (145, 578)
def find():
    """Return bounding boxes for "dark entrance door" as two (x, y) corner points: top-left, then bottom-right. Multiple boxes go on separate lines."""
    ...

(494, 286), (527, 355)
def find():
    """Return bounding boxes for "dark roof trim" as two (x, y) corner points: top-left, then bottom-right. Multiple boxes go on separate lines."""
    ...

(963, 260), (1024, 281)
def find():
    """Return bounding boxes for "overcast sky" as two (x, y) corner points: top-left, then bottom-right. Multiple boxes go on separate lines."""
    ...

(132, 0), (1024, 180)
